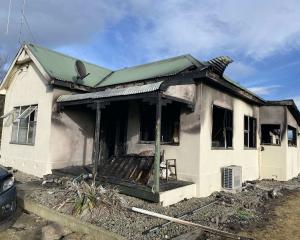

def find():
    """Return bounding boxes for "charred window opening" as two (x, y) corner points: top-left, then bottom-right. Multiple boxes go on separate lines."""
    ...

(244, 116), (257, 148)
(261, 124), (281, 145)
(288, 125), (297, 147)
(140, 102), (180, 144)
(212, 105), (233, 148)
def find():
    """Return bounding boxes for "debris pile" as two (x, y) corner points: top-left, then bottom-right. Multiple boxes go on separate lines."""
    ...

(37, 174), (127, 223)
(65, 178), (127, 222)
(21, 171), (300, 240)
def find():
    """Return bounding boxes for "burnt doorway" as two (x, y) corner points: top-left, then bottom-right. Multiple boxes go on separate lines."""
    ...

(100, 102), (128, 160)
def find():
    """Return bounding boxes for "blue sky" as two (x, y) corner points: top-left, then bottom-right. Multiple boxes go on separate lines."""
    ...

(0, 0), (300, 105)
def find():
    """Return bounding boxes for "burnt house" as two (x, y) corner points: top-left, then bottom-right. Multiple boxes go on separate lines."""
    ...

(1, 43), (299, 206)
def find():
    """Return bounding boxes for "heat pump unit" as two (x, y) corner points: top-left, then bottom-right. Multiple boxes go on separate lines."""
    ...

(222, 165), (242, 191)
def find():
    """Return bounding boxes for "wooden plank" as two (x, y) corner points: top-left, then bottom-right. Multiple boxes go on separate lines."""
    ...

(92, 102), (101, 175)
(131, 207), (253, 240)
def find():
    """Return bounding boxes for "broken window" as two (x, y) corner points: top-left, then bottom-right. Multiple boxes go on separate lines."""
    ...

(212, 105), (233, 148)
(140, 102), (180, 144)
(244, 116), (257, 148)
(261, 124), (281, 145)
(288, 125), (297, 147)
(11, 105), (38, 145)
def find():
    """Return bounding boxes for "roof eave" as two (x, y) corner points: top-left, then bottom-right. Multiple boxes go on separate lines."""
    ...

(0, 45), (24, 90)
(204, 71), (265, 105)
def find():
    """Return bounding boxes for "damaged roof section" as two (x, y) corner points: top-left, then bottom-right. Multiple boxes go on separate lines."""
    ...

(6, 43), (298, 112)
(57, 81), (164, 103)
(24, 43), (262, 104)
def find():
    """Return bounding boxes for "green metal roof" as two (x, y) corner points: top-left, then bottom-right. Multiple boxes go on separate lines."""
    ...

(26, 43), (112, 88)
(26, 44), (201, 89)
(96, 55), (200, 87)
(25, 43), (263, 103)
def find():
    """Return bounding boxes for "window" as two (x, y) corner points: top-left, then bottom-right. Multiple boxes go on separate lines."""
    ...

(288, 125), (297, 147)
(261, 124), (281, 145)
(212, 105), (233, 148)
(140, 103), (180, 144)
(244, 116), (257, 148)
(11, 105), (38, 145)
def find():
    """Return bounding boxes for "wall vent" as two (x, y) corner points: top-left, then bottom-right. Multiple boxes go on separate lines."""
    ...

(222, 165), (242, 191)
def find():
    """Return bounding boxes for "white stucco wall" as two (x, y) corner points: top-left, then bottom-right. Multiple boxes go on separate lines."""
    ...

(126, 83), (262, 197)
(0, 53), (94, 177)
(198, 83), (260, 197)
(126, 85), (202, 189)
(259, 106), (287, 180)
(0, 61), (53, 176)
(49, 88), (94, 170)
(286, 109), (300, 179)
(259, 106), (300, 181)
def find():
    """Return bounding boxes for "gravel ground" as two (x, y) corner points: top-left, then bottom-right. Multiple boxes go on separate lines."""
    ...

(0, 209), (95, 240)
(14, 171), (300, 240)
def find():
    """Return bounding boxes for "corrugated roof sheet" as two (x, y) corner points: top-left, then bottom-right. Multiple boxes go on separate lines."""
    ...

(26, 44), (204, 88)
(26, 44), (112, 88)
(57, 81), (163, 103)
(25, 43), (263, 102)
(96, 55), (201, 87)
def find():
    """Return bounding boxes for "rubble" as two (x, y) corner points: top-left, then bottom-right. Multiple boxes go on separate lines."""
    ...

(15, 170), (300, 240)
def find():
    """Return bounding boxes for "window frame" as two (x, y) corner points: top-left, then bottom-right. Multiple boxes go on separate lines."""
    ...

(288, 125), (297, 147)
(244, 115), (257, 149)
(138, 102), (181, 145)
(260, 124), (281, 146)
(211, 105), (234, 150)
(10, 104), (38, 146)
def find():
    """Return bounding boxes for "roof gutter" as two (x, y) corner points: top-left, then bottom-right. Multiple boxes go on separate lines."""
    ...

(204, 71), (265, 105)
(50, 79), (92, 92)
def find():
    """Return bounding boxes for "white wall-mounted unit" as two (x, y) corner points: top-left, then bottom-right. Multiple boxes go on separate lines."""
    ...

(222, 165), (242, 191)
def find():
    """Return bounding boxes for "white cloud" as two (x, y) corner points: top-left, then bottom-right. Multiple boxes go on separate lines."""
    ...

(0, 0), (128, 56)
(248, 85), (281, 96)
(225, 62), (256, 79)
(1, 0), (300, 65)
(127, 0), (300, 60)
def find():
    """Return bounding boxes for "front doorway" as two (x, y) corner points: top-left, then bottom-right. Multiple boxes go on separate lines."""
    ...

(100, 102), (128, 160)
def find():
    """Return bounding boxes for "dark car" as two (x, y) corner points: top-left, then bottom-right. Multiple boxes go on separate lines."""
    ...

(0, 166), (16, 220)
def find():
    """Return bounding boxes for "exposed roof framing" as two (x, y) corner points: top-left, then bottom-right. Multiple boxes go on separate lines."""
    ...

(206, 56), (233, 76)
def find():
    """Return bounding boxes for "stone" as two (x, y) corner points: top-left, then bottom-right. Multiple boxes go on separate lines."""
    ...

(220, 215), (227, 224)
(42, 223), (72, 240)
(268, 188), (281, 199)
(12, 223), (26, 231)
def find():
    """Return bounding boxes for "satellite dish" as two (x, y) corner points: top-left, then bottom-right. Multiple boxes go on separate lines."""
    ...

(75, 60), (89, 80)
